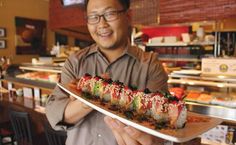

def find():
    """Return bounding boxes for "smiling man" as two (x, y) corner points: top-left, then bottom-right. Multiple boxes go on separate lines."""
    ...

(46, 0), (168, 145)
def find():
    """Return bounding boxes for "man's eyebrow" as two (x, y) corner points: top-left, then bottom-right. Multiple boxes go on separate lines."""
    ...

(87, 7), (117, 14)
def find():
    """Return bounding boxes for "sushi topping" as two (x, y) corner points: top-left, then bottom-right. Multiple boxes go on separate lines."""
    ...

(74, 74), (187, 129)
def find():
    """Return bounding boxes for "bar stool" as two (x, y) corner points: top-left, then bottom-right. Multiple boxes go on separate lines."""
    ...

(9, 110), (34, 145)
(44, 123), (67, 145)
(0, 121), (15, 145)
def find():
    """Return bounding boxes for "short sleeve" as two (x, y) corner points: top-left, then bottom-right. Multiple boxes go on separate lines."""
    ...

(146, 53), (169, 93)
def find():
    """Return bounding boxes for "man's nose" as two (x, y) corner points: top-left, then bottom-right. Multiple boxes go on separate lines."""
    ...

(98, 15), (109, 26)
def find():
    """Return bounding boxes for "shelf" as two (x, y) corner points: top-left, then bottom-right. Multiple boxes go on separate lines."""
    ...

(168, 78), (236, 88)
(146, 42), (214, 47)
(159, 58), (201, 62)
(19, 66), (62, 73)
(4, 76), (56, 90)
(189, 42), (215, 46)
(158, 54), (201, 62)
(146, 42), (188, 47)
(169, 74), (236, 83)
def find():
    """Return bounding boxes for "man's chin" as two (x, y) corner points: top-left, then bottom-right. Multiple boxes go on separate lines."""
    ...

(98, 43), (115, 50)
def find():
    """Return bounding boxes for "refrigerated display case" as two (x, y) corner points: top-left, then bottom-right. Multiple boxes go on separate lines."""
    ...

(0, 63), (62, 105)
(168, 72), (236, 122)
(4, 63), (61, 90)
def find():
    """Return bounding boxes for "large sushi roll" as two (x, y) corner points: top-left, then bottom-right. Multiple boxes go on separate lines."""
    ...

(150, 92), (169, 122)
(76, 74), (92, 93)
(75, 74), (187, 129)
(168, 102), (187, 128)
(110, 81), (122, 105)
(119, 86), (133, 109)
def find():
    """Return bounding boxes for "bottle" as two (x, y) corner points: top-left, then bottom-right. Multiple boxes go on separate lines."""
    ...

(0, 66), (2, 79)
(56, 42), (60, 57)
(226, 128), (234, 144)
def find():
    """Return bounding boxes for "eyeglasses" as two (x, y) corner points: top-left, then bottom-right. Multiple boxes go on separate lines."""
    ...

(86, 9), (126, 25)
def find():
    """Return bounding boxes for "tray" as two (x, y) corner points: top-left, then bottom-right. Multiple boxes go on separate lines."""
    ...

(57, 83), (222, 143)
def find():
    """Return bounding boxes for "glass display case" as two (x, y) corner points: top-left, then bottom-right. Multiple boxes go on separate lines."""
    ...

(4, 63), (61, 90)
(0, 63), (62, 107)
(168, 71), (236, 122)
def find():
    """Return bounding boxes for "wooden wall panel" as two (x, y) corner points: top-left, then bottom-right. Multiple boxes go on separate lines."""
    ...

(130, 0), (158, 25)
(49, 0), (93, 41)
(160, 0), (236, 24)
(49, 0), (86, 30)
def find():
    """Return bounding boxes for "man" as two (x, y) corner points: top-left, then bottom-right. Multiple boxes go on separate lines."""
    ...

(46, 0), (168, 145)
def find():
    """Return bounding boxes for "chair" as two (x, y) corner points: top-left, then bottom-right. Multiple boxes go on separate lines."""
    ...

(44, 123), (67, 145)
(9, 110), (34, 145)
(0, 121), (15, 145)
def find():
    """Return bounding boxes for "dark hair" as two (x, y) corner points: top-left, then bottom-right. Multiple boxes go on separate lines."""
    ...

(85, 0), (130, 10)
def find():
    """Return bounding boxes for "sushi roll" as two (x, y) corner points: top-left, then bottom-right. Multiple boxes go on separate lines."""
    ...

(131, 91), (150, 114)
(74, 74), (187, 129)
(141, 93), (153, 116)
(76, 74), (92, 93)
(119, 86), (133, 109)
(92, 76), (103, 97)
(82, 76), (96, 94)
(110, 81), (122, 105)
(99, 80), (112, 102)
(150, 93), (169, 122)
(168, 102), (187, 128)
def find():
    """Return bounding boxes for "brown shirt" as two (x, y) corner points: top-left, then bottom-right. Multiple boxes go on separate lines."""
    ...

(46, 43), (168, 145)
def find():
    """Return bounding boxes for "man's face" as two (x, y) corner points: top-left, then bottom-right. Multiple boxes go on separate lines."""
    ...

(87, 0), (130, 50)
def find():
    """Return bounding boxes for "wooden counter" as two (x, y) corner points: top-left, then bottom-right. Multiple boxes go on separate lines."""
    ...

(0, 93), (48, 145)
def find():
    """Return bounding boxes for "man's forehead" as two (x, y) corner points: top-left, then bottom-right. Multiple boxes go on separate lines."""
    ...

(87, 0), (122, 13)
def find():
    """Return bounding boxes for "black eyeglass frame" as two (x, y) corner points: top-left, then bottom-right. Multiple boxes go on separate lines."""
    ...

(85, 9), (127, 25)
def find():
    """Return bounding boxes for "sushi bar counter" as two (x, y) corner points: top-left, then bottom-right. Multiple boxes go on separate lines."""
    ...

(2, 64), (236, 122)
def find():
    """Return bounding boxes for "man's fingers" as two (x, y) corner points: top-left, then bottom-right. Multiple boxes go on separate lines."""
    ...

(104, 116), (125, 132)
(69, 95), (76, 101)
(111, 130), (126, 145)
(104, 116), (126, 145)
(104, 116), (140, 145)
(124, 126), (164, 145)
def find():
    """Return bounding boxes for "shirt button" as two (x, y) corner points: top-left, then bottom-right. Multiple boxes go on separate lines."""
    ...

(98, 134), (102, 137)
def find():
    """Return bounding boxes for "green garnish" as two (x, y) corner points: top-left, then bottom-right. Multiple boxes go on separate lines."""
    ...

(124, 111), (134, 120)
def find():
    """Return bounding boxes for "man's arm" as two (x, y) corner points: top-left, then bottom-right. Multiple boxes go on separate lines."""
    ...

(46, 54), (92, 129)
(63, 96), (93, 124)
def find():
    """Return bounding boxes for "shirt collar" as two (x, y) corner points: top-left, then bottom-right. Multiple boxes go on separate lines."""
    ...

(84, 43), (99, 58)
(125, 44), (140, 60)
(84, 41), (140, 60)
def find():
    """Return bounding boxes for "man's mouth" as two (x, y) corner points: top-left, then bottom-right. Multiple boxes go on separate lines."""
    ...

(97, 30), (113, 38)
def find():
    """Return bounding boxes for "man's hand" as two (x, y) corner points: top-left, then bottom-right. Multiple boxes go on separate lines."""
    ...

(69, 95), (91, 109)
(63, 96), (93, 124)
(69, 95), (76, 101)
(104, 116), (164, 145)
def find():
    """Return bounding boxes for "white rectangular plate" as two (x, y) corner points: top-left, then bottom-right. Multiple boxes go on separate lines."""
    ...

(58, 83), (222, 143)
